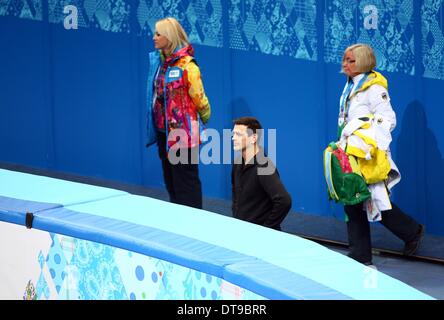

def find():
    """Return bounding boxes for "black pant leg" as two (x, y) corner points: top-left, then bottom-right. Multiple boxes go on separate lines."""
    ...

(344, 203), (373, 264)
(170, 147), (202, 209)
(157, 132), (177, 203)
(380, 202), (420, 243)
(160, 156), (178, 204)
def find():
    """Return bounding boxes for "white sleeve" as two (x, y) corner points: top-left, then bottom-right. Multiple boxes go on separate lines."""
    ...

(367, 84), (396, 150)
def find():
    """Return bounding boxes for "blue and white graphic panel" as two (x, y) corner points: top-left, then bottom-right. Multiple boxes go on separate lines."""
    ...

(48, 0), (130, 33)
(325, 0), (415, 75)
(422, 0), (444, 80)
(137, 0), (223, 47)
(229, 0), (317, 61)
(0, 0), (42, 20)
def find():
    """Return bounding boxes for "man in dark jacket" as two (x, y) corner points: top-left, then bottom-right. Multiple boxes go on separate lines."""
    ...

(231, 117), (292, 231)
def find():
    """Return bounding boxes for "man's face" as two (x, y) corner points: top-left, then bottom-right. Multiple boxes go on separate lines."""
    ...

(232, 124), (255, 152)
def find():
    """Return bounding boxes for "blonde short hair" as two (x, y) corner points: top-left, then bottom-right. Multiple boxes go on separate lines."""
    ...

(155, 17), (189, 53)
(341, 44), (376, 74)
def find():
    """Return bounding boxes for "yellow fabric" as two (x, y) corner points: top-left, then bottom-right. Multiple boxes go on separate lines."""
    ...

(344, 110), (390, 184)
(345, 115), (377, 159)
(348, 155), (362, 176)
(346, 144), (370, 159)
(353, 130), (377, 150)
(349, 71), (388, 101)
(186, 60), (211, 123)
(343, 72), (392, 184)
(323, 148), (339, 200)
(358, 148), (391, 184)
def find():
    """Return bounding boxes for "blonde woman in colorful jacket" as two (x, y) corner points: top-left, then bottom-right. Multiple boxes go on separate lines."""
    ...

(146, 17), (211, 209)
(338, 44), (423, 265)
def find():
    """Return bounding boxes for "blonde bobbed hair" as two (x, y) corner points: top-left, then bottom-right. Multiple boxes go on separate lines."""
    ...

(341, 43), (376, 74)
(155, 17), (189, 54)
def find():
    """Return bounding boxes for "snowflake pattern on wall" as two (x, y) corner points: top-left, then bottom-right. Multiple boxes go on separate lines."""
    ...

(0, 0), (42, 20)
(324, 0), (415, 75)
(137, 0), (223, 47)
(422, 0), (444, 79)
(229, 0), (317, 61)
(1, 0), (444, 80)
(48, 0), (130, 33)
(28, 233), (264, 300)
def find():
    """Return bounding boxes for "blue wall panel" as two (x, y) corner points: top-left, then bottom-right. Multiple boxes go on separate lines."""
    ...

(1, 0), (444, 237)
(0, 16), (54, 168)
(49, 27), (142, 183)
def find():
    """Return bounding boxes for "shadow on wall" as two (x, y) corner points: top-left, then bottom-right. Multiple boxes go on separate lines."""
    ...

(396, 100), (444, 236)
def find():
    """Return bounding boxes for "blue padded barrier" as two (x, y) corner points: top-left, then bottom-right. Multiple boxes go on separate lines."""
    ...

(0, 169), (127, 206)
(0, 169), (434, 300)
(30, 206), (352, 300)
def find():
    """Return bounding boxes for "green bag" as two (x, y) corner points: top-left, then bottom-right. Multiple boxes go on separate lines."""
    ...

(324, 142), (371, 205)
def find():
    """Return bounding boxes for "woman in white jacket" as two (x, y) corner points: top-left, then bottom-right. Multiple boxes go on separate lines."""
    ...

(338, 44), (424, 265)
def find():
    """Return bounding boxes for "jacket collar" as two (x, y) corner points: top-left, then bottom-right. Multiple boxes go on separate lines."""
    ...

(349, 70), (388, 100)
(161, 44), (194, 65)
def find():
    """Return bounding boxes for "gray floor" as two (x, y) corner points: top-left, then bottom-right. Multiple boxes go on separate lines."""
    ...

(2, 162), (444, 299)
(202, 196), (444, 300)
(326, 245), (444, 299)
(205, 198), (444, 300)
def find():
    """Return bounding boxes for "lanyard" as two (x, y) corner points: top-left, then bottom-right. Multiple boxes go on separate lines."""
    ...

(339, 80), (354, 117)
(339, 73), (370, 122)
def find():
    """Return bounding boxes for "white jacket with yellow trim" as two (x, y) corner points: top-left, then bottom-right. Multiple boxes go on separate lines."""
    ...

(338, 71), (401, 221)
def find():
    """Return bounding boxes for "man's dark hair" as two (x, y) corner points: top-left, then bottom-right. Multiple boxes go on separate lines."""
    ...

(233, 117), (263, 139)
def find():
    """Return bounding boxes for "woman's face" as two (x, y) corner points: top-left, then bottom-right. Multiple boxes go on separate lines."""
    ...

(343, 50), (360, 77)
(153, 30), (170, 51)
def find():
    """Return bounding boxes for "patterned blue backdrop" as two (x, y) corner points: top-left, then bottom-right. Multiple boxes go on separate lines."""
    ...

(2, 0), (442, 75)
(422, 0), (444, 79)
(48, 0), (131, 32)
(324, 0), (415, 74)
(229, 0), (317, 60)
(1, 1), (444, 240)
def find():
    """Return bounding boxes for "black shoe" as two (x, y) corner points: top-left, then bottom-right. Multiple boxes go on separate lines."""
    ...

(403, 224), (425, 256)
(347, 253), (373, 265)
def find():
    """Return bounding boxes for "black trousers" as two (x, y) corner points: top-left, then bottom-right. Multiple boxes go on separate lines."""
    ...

(157, 132), (202, 209)
(344, 202), (420, 264)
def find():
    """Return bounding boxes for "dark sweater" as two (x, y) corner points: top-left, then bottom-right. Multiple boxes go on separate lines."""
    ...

(231, 153), (292, 230)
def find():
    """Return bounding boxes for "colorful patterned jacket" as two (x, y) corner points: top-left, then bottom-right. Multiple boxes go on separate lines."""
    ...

(146, 45), (211, 150)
